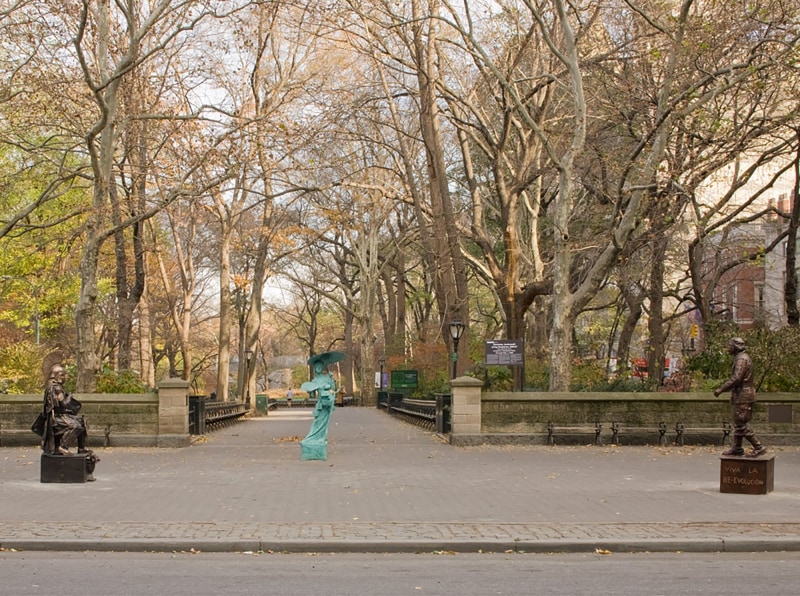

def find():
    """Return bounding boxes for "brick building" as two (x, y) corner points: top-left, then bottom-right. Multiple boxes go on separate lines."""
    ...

(709, 192), (795, 330)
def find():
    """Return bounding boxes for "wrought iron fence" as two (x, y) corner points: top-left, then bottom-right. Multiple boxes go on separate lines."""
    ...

(379, 392), (450, 434)
(189, 397), (248, 435)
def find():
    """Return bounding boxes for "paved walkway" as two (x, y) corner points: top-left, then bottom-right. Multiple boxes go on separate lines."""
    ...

(1, 408), (798, 553)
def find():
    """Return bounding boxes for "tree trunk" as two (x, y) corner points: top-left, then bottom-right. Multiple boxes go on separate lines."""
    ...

(549, 169), (577, 391)
(76, 95), (119, 391)
(137, 284), (155, 387)
(529, 297), (550, 360)
(75, 235), (102, 392)
(616, 290), (644, 375)
(115, 100), (148, 371)
(216, 221), (233, 401)
(411, 0), (469, 369)
(785, 136), (800, 326)
(74, 0), (121, 391)
(647, 234), (667, 385)
(342, 307), (356, 397)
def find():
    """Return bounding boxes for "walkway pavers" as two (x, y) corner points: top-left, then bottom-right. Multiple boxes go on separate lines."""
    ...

(2, 408), (798, 553)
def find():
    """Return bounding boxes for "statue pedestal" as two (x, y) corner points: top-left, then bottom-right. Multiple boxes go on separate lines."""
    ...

(300, 440), (328, 461)
(41, 453), (89, 483)
(720, 454), (774, 494)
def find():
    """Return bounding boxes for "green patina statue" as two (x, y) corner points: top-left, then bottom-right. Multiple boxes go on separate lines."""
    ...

(300, 351), (345, 461)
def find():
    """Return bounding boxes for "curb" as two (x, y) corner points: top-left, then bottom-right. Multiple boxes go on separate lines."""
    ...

(3, 537), (800, 554)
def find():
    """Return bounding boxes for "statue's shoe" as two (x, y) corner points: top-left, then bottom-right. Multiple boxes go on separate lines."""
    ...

(746, 445), (768, 458)
(722, 447), (745, 456)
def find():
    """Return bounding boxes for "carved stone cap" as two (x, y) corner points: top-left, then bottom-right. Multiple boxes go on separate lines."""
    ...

(157, 378), (191, 389)
(449, 376), (484, 388)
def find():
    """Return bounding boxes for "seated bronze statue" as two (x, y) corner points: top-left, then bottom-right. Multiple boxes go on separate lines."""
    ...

(32, 364), (92, 455)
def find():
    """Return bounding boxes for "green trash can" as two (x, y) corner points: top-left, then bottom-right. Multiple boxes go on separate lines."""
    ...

(377, 391), (388, 408)
(255, 393), (267, 414)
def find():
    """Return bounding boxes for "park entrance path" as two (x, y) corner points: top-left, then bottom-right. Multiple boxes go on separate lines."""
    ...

(2, 407), (799, 552)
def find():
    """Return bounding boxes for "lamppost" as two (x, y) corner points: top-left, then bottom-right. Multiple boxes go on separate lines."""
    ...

(378, 357), (385, 389)
(244, 349), (253, 408)
(448, 319), (465, 379)
(1, 275), (40, 345)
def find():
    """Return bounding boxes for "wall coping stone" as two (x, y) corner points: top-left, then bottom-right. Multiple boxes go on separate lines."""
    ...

(450, 376), (484, 388)
(483, 391), (800, 402)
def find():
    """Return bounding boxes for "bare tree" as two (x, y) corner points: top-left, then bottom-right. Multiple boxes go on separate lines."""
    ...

(346, 0), (470, 370)
(437, 0), (800, 390)
(55, 1), (243, 390)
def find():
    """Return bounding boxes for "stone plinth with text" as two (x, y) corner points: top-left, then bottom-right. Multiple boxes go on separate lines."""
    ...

(720, 455), (774, 494)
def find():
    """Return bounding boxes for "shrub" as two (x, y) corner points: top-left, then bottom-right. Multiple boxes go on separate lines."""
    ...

(687, 321), (800, 392)
(0, 341), (45, 393)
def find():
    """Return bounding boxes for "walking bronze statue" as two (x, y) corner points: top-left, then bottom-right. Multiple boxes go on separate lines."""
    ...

(713, 337), (767, 458)
(31, 364), (98, 480)
(300, 351), (345, 461)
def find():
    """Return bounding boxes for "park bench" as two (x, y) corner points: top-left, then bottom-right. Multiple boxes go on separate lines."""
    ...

(674, 421), (732, 446)
(610, 421), (667, 446)
(547, 421), (602, 445)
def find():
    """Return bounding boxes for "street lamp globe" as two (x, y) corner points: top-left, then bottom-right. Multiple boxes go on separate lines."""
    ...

(448, 320), (465, 342)
(378, 357), (386, 390)
(448, 320), (465, 379)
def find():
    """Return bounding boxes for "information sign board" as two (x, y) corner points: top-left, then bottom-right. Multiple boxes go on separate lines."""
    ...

(485, 340), (524, 365)
(390, 369), (419, 389)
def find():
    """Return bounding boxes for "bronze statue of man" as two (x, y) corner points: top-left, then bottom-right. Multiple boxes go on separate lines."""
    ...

(713, 337), (767, 458)
(38, 364), (90, 455)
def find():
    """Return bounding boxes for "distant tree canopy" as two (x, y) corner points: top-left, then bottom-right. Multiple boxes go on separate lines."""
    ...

(1, 1), (799, 396)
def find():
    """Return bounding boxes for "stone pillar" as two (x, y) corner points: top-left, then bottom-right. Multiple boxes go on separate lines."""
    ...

(449, 376), (483, 445)
(157, 378), (191, 447)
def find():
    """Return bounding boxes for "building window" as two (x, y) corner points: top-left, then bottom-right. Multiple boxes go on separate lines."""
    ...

(755, 283), (764, 315)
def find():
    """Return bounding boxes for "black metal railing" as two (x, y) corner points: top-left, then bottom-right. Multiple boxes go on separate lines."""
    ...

(189, 397), (248, 435)
(205, 402), (248, 430)
(380, 392), (450, 434)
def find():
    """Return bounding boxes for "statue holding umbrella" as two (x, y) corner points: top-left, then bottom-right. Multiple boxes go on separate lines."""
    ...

(300, 351), (345, 461)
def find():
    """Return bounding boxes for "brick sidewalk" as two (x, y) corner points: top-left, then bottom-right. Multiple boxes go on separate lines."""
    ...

(2, 520), (800, 553)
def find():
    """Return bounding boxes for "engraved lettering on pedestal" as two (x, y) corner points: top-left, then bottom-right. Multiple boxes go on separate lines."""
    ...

(720, 456), (774, 495)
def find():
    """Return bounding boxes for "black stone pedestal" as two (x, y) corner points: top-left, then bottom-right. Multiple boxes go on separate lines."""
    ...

(41, 453), (90, 483)
(720, 454), (774, 494)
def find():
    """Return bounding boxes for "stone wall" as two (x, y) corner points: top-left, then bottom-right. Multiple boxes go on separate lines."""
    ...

(449, 384), (800, 446)
(0, 379), (190, 448)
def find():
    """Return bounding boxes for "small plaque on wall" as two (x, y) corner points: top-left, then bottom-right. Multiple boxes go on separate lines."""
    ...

(768, 404), (792, 424)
